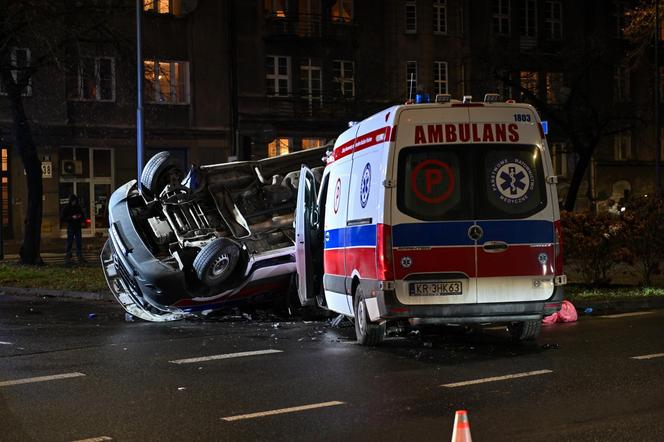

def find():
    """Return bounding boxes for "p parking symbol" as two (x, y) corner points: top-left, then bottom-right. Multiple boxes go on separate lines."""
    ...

(411, 159), (455, 204)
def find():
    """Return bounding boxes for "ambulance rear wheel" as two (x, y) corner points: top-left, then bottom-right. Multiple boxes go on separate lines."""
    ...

(354, 289), (385, 346)
(508, 319), (541, 342)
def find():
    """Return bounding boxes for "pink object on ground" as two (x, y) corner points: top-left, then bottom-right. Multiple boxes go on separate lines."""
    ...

(542, 300), (578, 324)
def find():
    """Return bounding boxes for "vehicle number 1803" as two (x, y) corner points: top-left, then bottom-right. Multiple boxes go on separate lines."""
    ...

(409, 281), (463, 296)
(513, 113), (532, 122)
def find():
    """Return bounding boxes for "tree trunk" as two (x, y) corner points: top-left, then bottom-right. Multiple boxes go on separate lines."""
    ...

(563, 149), (593, 212)
(3, 71), (44, 265)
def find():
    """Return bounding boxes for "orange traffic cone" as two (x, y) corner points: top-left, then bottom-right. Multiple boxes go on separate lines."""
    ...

(451, 410), (472, 442)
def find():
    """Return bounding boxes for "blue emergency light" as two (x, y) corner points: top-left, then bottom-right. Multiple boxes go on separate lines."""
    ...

(415, 93), (431, 104)
(541, 120), (548, 135)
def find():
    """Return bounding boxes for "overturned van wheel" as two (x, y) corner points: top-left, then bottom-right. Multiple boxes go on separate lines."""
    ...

(508, 319), (541, 342)
(354, 288), (385, 346)
(193, 238), (241, 287)
(141, 151), (184, 198)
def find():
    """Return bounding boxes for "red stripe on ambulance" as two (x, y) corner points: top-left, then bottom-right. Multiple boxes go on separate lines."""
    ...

(324, 248), (378, 279)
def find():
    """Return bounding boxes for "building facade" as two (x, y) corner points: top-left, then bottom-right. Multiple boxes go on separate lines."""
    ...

(0, 0), (661, 243)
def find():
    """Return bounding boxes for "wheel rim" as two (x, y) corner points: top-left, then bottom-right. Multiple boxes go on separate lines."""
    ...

(357, 300), (367, 335)
(210, 254), (230, 278)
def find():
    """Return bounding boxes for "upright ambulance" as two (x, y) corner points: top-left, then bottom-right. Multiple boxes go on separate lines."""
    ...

(295, 94), (566, 345)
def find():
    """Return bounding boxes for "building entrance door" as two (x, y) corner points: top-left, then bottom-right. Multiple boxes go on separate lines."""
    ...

(59, 147), (114, 237)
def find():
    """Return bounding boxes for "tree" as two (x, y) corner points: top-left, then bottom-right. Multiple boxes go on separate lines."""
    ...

(0, 1), (131, 264)
(472, 10), (645, 211)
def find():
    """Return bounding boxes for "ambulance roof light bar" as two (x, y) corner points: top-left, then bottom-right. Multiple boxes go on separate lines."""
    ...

(484, 93), (502, 103)
(462, 95), (473, 103)
(435, 93), (452, 103)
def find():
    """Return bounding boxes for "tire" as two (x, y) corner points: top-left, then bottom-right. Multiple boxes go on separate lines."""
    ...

(193, 238), (241, 287)
(507, 319), (541, 342)
(141, 151), (184, 198)
(354, 288), (385, 346)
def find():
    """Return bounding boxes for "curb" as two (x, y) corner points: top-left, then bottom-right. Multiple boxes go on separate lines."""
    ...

(0, 286), (114, 302)
(573, 297), (664, 314)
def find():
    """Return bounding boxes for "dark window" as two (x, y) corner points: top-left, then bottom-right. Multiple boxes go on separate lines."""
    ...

(397, 144), (547, 221)
(478, 145), (547, 219)
(397, 147), (471, 221)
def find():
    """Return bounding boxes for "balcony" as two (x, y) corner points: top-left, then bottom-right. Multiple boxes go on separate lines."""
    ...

(264, 13), (355, 40)
(239, 94), (363, 121)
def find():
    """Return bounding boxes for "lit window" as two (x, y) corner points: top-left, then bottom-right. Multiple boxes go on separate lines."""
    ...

(144, 0), (171, 13)
(492, 0), (510, 35)
(433, 61), (448, 95)
(520, 70), (539, 99)
(264, 0), (287, 17)
(405, 0), (417, 33)
(546, 72), (564, 104)
(0, 48), (32, 97)
(268, 138), (291, 157)
(614, 133), (632, 161)
(520, 0), (537, 38)
(68, 57), (115, 102)
(433, 0), (447, 35)
(406, 61), (417, 99)
(266, 55), (291, 96)
(302, 138), (325, 150)
(144, 60), (190, 104)
(330, 0), (352, 22)
(614, 65), (630, 103)
(333, 60), (354, 98)
(544, 0), (563, 40)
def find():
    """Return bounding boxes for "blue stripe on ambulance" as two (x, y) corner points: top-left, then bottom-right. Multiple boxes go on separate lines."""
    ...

(325, 224), (377, 249)
(325, 220), (554, 250)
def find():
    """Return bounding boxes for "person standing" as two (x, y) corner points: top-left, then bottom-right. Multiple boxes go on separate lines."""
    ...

(61, 194), (86, 264)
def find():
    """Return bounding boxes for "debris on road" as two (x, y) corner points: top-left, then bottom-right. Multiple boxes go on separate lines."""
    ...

(542, 300), (578, 324)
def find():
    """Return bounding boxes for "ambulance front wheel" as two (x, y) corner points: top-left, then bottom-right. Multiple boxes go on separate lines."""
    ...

(507, 319), (541, 342)
(354, 289), (385, 346)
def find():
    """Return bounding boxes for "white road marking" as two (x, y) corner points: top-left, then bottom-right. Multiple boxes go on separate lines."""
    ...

(0, 341), (12, 345)
(221, 401), (345, 421)
(600, 311), (653, 319)
(0, 372), (86, 388)
(631, 353), (664, 360)
(71, 437), (113, 442)
(441, 369), (553, 388)
(170, 349), (283, 365)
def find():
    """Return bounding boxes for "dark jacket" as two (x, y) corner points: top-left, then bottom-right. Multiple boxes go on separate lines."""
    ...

(61, 202), (85, 229)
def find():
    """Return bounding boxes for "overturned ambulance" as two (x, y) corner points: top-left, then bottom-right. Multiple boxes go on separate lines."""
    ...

(101, 147), (326, 321)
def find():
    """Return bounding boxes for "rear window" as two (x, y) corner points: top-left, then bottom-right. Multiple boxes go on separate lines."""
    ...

(397, 144), (547, 220)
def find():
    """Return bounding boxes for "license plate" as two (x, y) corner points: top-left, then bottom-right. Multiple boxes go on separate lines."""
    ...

(409, 281), (463, 296)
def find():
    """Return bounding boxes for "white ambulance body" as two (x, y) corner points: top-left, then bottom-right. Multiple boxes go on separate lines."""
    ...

(295, 95), (566, 345)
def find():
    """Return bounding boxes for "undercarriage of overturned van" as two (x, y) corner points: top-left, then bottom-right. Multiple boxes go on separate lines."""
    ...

(101, 148), (326, 322)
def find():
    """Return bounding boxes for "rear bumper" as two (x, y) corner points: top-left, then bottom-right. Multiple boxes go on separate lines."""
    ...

(370, 285), (564, 324)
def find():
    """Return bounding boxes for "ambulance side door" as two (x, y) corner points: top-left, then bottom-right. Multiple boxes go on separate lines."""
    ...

(294, 165), (319, 306)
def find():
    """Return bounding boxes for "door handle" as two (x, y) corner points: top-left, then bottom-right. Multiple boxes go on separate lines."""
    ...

(482, 241), (508, 253)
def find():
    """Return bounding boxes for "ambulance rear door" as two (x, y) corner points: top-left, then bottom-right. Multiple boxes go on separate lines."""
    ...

(390, 106), (478, 306)
(469, 106), (556, 303)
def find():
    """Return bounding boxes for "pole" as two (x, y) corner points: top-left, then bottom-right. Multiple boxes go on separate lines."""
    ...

(656, 0), (662, 196)
(136, 0), (145, 191)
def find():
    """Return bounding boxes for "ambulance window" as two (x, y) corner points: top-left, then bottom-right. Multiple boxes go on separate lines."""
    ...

(478, 145), (547, 219)
(397, 147), (471, 221)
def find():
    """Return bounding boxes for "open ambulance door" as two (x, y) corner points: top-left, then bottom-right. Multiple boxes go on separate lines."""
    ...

(294, 165), (319, 306)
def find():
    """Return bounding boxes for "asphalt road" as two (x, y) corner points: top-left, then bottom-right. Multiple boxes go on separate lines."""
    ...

(1, 294), (663, 442)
